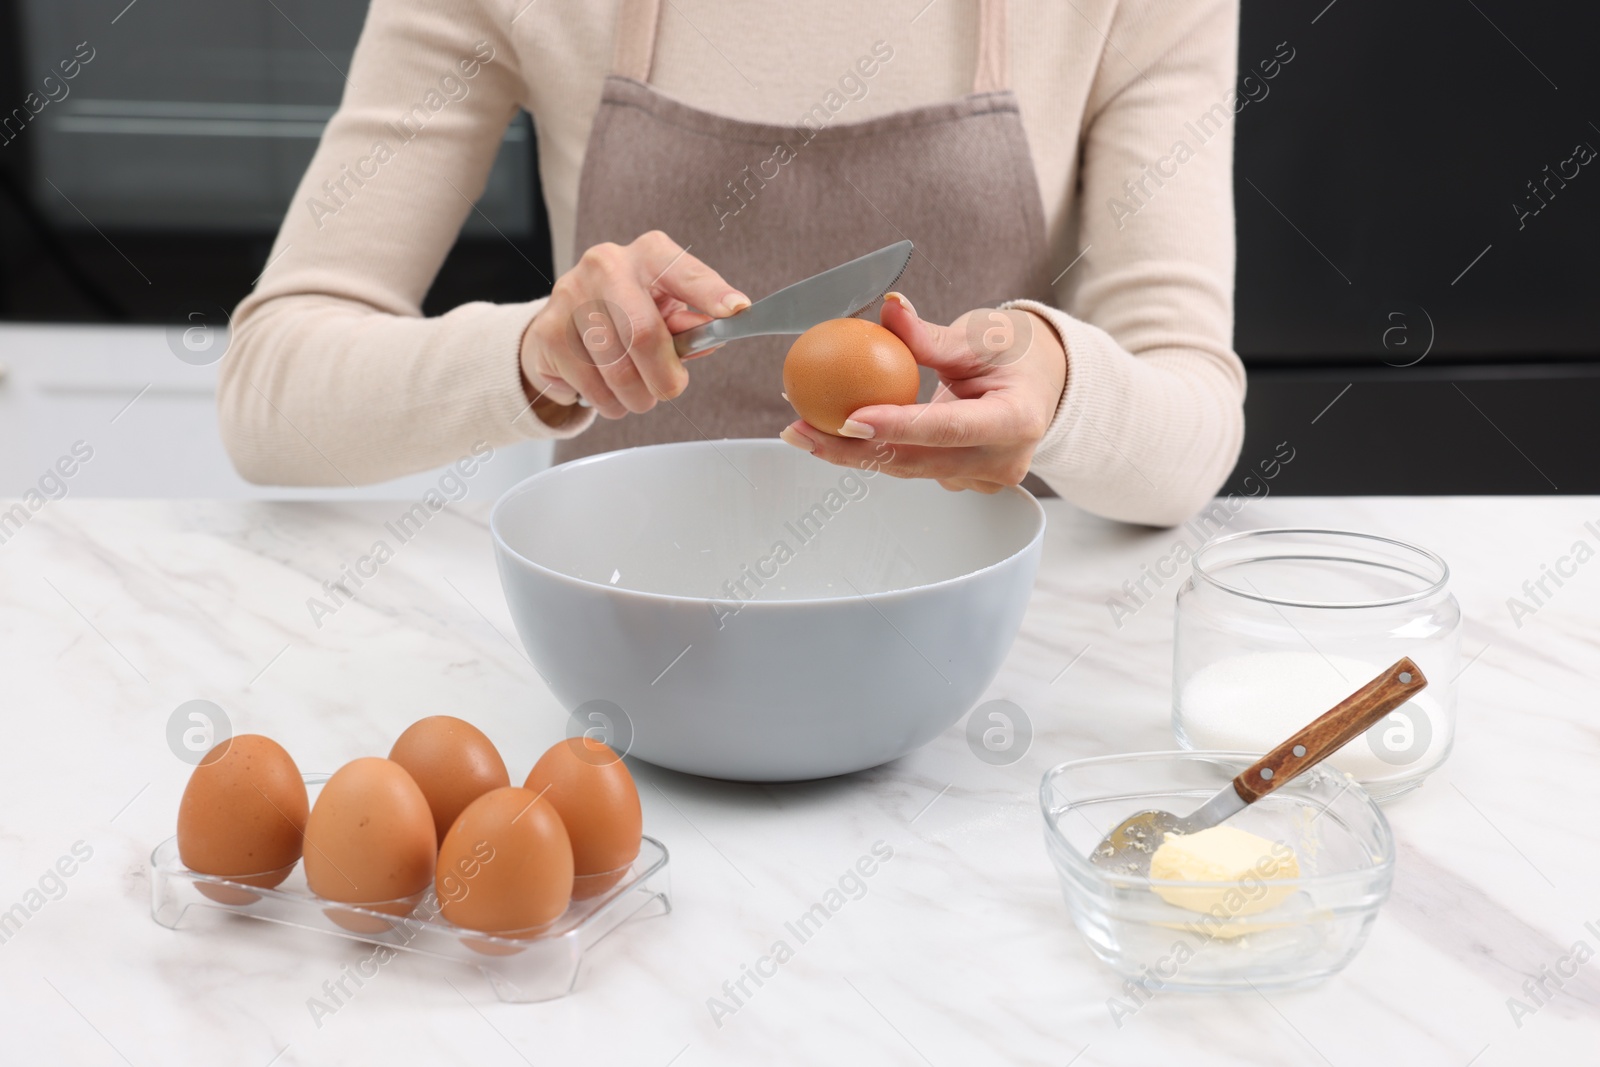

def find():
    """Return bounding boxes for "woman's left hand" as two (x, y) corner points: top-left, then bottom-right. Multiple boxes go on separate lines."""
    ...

(779, 293), (1067, 492)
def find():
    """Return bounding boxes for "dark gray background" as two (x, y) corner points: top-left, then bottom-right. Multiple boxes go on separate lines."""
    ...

(1, 0), (1593, 493)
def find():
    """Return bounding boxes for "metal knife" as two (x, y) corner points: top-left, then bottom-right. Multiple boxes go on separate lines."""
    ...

(1088, 658), (1428, 875)
(672, 240), (913, 358)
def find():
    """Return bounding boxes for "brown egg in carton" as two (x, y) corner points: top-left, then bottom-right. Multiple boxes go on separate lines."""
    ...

(151, 719), (670, 1003)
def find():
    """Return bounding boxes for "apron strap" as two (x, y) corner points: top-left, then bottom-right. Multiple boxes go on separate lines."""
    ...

(973, 0), (1011, 94)
(612, 0), (663, 82)
(611, 0), (1010, 92)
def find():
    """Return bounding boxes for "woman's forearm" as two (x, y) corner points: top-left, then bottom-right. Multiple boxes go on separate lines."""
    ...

(1025, 0), (1246, 526)
(214, 0), (594, 485)
(1015, 300), (1244, 526)
(219, 293), (583, 486)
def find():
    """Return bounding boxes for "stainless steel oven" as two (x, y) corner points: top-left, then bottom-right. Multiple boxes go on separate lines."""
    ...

(12, 0), (530, 232)
(0, 0), (549, 329)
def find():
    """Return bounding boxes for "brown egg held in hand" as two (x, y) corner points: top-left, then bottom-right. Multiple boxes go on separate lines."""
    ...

(304, 757), (437, 931)
(524, 738), (642, 899)
(178, 735), (309, 903)
(437, 786), (574, 944)
(783, 317), (920, 435)
(388, 716), (510, 844)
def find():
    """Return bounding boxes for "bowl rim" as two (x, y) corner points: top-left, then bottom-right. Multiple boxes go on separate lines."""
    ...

(489, 438), (1048, 605)
(1038, 749), (1396, 891)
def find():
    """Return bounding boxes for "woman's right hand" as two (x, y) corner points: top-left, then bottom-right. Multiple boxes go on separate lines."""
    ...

(520, 230), (749, 421)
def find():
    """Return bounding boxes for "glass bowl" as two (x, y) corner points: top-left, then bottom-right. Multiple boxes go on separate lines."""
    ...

(1040, 751), (1394, 992)
(1174, 528), (1460, 801)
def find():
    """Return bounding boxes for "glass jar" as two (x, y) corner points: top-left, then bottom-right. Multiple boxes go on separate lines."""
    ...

(1173, 529), (1460, 801)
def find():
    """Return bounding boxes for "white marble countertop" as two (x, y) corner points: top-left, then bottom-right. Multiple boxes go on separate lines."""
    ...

(2, 494), (1597, 1066)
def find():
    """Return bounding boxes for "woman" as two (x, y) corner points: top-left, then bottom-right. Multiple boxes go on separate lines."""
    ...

(219, 0), (1244, 526)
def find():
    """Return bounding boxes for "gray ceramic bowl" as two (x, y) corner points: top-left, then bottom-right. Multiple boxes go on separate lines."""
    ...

(491, 439), (1045, 780)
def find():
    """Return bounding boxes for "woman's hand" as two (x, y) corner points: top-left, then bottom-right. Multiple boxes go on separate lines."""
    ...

(521, 230), (749, 422)
(780, 294), (1067, 492)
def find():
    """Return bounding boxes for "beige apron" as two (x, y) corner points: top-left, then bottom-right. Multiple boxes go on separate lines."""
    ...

(555, 0), (1054, 463)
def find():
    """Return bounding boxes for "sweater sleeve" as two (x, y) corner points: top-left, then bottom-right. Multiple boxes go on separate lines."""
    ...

(217, 0), (592, 487)
(1017, 0), (1246, 527)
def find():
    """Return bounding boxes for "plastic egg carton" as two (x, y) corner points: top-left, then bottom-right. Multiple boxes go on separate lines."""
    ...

(149, 776), (671, 1003)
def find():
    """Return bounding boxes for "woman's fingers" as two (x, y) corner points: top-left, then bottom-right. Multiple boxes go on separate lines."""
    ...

(528, 371), (580, 408)
(881, 296), (1040, 380)
(584, 275), (678, 410)
(562, 232), (747, 411)
(781, 420), (1028, 486)
(561, 244), (671, 411)
(942, 477), (1006, 494)
(662, 306), (714, 336)
(531, 290), (624, 417)
(623, 232), (746, 398)
(524, 232), (745, 420)
(550, 336), (625, 418)
(523, 320), (602, 412)
(839, 392), (1035, 449)
(633, 230), (750, 317)
(878, 293), (969, 377)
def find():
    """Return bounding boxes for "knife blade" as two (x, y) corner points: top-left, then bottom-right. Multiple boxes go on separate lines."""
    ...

(673, 240), (913, 358)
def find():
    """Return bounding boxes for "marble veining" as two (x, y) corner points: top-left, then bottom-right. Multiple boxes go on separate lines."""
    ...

(0, 496), (1597, 1065)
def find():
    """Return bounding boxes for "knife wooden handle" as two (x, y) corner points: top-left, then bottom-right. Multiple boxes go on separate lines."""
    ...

(1232, 657), (1429, 804)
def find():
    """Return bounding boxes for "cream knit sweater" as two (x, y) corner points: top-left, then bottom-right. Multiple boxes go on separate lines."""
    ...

(219, 0), (1245, 526)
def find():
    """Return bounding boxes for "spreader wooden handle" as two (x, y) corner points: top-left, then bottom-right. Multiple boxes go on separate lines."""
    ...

(1232, 657), (1429, 804)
